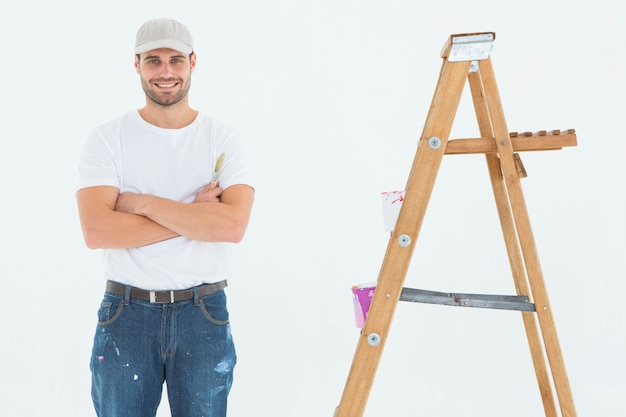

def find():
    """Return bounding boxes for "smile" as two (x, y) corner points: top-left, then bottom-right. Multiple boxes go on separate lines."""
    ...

(155, 82), (178, 88)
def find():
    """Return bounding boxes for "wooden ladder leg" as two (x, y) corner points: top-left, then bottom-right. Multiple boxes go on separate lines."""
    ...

(467, 67), (558, 417)
(334, 58), (472, 417)
(487, 154), (561, 417)
(478, 57), (578, 417)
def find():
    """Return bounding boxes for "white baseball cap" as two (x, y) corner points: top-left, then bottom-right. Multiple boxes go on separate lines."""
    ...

(135, 18), (194, 54)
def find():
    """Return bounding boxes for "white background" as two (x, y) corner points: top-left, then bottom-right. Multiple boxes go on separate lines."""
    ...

(1, 1), (624, 416)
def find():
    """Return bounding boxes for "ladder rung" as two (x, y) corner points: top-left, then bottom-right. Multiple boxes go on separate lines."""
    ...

(399, 287), (536, 312)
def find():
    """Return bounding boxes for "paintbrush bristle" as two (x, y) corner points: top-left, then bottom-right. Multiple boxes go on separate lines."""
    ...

(215, 153), (225, 172)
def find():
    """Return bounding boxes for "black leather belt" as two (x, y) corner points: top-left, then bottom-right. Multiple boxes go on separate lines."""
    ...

(105, 280), (227, 303)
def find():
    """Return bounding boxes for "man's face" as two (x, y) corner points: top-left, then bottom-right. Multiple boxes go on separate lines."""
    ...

(135, 48), (195, 106)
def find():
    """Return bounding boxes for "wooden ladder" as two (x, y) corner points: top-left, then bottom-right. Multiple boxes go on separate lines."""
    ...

(334, 32), (577, 417)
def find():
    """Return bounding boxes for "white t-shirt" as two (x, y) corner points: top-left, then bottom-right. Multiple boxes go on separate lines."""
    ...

(78, 110), (253, 290)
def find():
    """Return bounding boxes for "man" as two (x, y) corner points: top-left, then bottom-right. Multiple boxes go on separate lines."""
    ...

(76, 18), (254, 417)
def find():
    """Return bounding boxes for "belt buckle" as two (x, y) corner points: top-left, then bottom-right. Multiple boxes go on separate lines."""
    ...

(150, 290), (175, 303)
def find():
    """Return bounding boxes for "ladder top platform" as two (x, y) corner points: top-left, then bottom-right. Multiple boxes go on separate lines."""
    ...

(441, 32), (496, 61)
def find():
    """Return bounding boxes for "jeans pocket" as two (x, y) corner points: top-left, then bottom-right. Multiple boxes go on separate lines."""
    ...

(96, 299), (124, 326)
(199, 292), (229, 325)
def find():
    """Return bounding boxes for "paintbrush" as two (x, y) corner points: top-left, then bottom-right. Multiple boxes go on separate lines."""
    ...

(209, 153), (225, 190)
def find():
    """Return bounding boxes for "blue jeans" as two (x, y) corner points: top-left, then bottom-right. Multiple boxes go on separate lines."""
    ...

(90, 286), (236, 417)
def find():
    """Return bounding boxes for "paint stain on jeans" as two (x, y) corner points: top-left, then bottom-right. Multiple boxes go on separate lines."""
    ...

(214, 360), (232, 375)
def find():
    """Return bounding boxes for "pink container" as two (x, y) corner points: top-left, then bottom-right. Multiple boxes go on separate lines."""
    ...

(351, 285), (376, 328)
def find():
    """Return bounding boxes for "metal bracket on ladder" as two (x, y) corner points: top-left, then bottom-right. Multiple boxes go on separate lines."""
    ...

(334, 32), (578, 417)
(445, 32), (494, 62)
(400, 287), (536, 312)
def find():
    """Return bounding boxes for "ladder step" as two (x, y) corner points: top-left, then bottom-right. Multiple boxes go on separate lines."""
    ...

(399, 287), (536, 312)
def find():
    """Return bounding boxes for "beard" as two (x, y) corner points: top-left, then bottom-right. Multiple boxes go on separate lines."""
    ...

(141, 77), (191, 106)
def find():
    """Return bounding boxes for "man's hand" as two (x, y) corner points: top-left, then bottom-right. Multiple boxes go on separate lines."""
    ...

(115, 192), (143, 215)
(193, 183), (223, 203)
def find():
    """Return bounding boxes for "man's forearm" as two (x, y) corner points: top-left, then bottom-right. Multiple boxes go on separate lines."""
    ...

(133, 195), (246, 243)
(77, 186), (179, 250)
(83, 209), (179, 249)
(120, 185), (254, 243)
(78, 184), (253, 248)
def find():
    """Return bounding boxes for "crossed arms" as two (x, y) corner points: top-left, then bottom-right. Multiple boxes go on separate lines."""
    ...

(76, 183), (255, 249)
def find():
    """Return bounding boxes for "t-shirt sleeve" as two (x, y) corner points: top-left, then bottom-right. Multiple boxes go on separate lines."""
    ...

(77, 125), (121, 191)
(217, 126), (255, 192)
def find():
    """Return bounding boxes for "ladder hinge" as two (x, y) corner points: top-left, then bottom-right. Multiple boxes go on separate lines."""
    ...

(448, 32), (494, 62)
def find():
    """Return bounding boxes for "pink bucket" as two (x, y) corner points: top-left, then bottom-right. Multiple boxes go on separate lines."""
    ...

(351, 284), (376, 328)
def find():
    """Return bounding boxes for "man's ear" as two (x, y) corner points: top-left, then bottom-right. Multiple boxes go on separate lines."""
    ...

(190, 53), (197, 72)
(134, 55), (141, 74)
